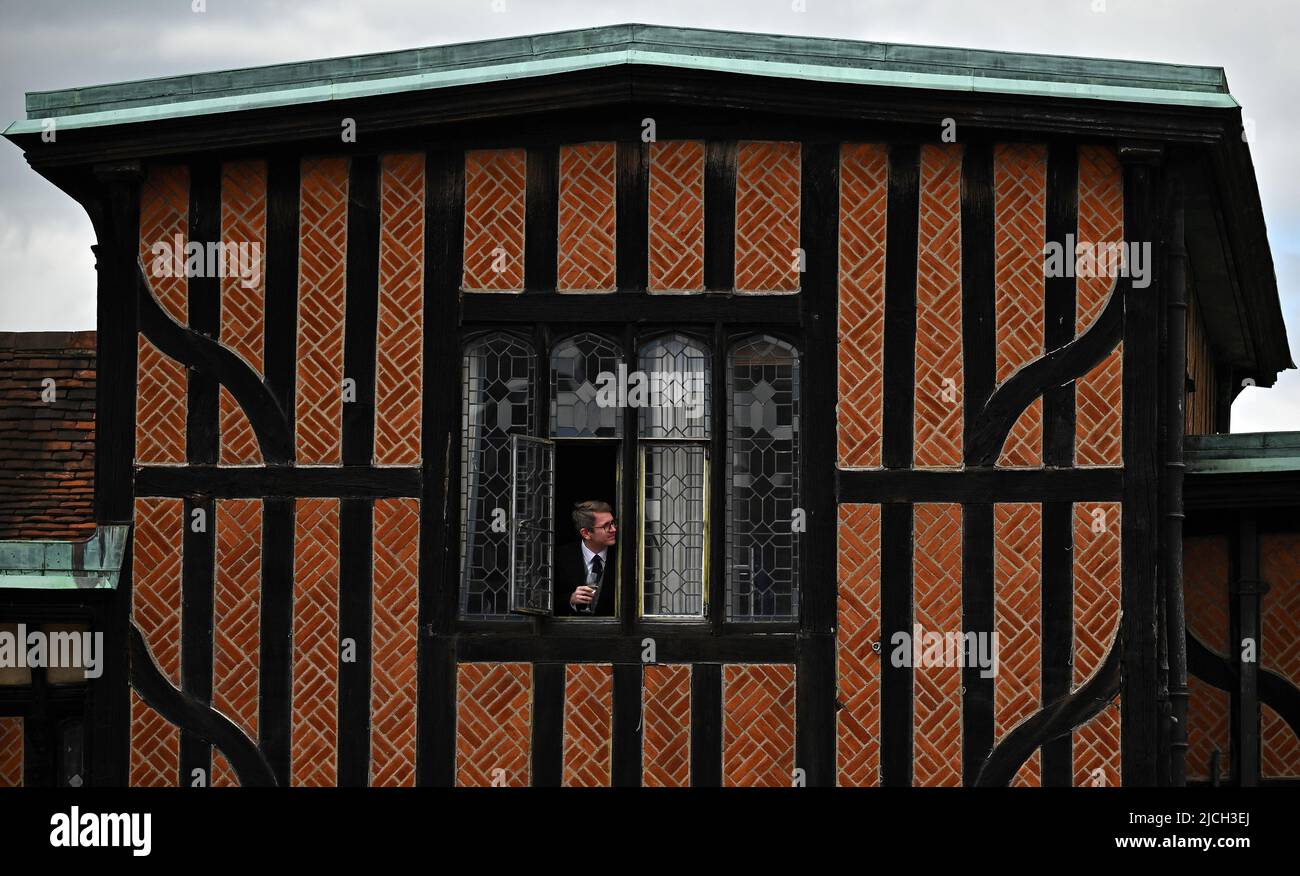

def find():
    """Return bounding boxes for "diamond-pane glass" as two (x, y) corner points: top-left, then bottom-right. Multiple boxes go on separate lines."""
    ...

(461, 334), (536, 617)
(550, 333), (624, 438)
(726, 336), (800, 621)
(642, 444), (707, 617)
(637, 334), (710, 439)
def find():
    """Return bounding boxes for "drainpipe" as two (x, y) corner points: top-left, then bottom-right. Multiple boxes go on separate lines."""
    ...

(1164, 166), (1190, 786)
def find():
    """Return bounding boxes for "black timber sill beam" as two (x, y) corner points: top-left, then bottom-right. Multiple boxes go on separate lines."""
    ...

(837, 467), (1123, 503)
(453, 634), (797, 663)
(134, 465), (420, 498)
(459, 291), (801, 324)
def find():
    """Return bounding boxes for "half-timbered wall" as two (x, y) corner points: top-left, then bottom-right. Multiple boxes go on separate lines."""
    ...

(125, 131), (1135, 787)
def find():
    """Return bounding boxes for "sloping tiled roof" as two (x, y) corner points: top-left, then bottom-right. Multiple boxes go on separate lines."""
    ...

(5, 23), (1236, 134)
(0, 332), (95, 540)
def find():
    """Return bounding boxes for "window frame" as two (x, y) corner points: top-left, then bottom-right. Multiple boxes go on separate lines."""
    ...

(454, 321), (803, 637)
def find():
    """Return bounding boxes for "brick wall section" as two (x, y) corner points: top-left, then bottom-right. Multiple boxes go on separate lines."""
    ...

(211, 498), (261, 787)
(0, 331), (95, 540)
(374, 153), (425, 465)
(563, 663), (614, 786)
(837, 502), (881, 785)
(994, 145), (1046, 468)
(722, 663), (796, 786)
(1075, 146), (1124, 465)
(291, 497), (340, 786)
(914, 145), (964, 469)
(1261, 533), (1300, 777)
(994, 502), (1042, 786)
(735, 141), (800, 292)
(912, 503), (963, 786)
(295, 158), (348, 465)
(837, 145), (888, 468)
(557, 143), (617, 291)
(642, 664), (691, 786)
(648, 140), (705, 292)
(137, 164), (188, 465)
(0, 717), (22, 786)
(219, 160), (268, 465)
(462, 149), (526, 291)
(370, 498), (420, 786)
(1072, 502), (1122, 785)
(456, 662), (531, 786)
(130, 496), (183, 786)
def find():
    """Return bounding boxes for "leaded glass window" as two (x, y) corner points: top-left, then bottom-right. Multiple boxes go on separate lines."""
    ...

(460, 333), (536, 617)
(726, 336), (800, 621)
(638, 333), (710, 618)
(637, 333), (710, 440)
(550, 333), (624, 437)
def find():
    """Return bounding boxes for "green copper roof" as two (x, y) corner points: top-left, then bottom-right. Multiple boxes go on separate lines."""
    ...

(0, 525), (129, 590)
(5, 24), (1237, 135)
(1185, 432), (1300, 474)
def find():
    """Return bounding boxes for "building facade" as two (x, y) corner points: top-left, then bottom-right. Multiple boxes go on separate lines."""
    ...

(0, 25), (1295, 787)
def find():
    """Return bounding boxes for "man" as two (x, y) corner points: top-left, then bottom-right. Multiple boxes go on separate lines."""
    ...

(555, 500), (617, 616)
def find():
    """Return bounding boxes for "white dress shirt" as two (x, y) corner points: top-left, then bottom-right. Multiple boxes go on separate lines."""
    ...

(573, 543), (609, 608)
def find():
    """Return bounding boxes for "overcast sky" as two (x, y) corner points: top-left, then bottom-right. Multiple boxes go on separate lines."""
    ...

(1, 0), (1296, 431)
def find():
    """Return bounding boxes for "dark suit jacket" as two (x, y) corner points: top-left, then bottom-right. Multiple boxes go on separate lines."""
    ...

(554, 541), (616, 616)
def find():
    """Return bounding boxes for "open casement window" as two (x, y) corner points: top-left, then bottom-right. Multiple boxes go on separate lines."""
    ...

(508, 435), (555, 615)
(637, 333), (711, 619)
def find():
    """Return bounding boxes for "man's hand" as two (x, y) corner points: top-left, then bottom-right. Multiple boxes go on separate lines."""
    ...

(570, 585), (597, 609)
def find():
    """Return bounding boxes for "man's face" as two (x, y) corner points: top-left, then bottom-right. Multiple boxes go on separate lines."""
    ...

(583, 511), (617, 550)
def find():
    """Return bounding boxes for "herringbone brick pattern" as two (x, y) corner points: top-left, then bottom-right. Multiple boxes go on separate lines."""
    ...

(735, 141), (800, 292)
(1072, 701), (1122, 786)
(1183, 535), (1231, 778)
(291, 497), (339, 786)
(837, 502), (881, 786)
(563, 663), (614, 787)
(296, 157), (348, 465)
(723, 663), (796, 786)
(463, 149), (525, 291)
(1263, 704), (1299, 778)
(913, 502), (963, 785)
(137, 165), (189, 464)
(557, 143), (616, 292)
(643, 663), (691, 787)
(219, 160), (267, 465)
(212, 750), (234, 787)
(0, 718), (22, 786)
(137, 339), (187, 463)
(130, 691), (179, 786)
(1072, 502), (1121, 785)
(371, 498), (420, 786)
(1187, 676), (1230, 780)
(837, 145), (888, 468)
(1075, 145), (1124, 466)
(648, 140), (705, 292)
(915, 145), (964, 469)
(456, 662), (531, 787)
(133, 497), (183, 687)
(130, 497), (183, 787)
(375, 154), (425, 466)
(1261, 533), (1300, 776)
(994, 144), (1046, 468)
(994, 502), (1042, 786)
(139, 164), (190, 322)
(212, 498), (261, 788)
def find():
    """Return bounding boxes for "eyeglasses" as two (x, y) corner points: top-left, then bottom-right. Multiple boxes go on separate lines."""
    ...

(590, 520), (618, 532)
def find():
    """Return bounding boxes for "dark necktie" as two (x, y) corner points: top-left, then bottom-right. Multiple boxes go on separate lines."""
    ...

(590, 554), (604, 583)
